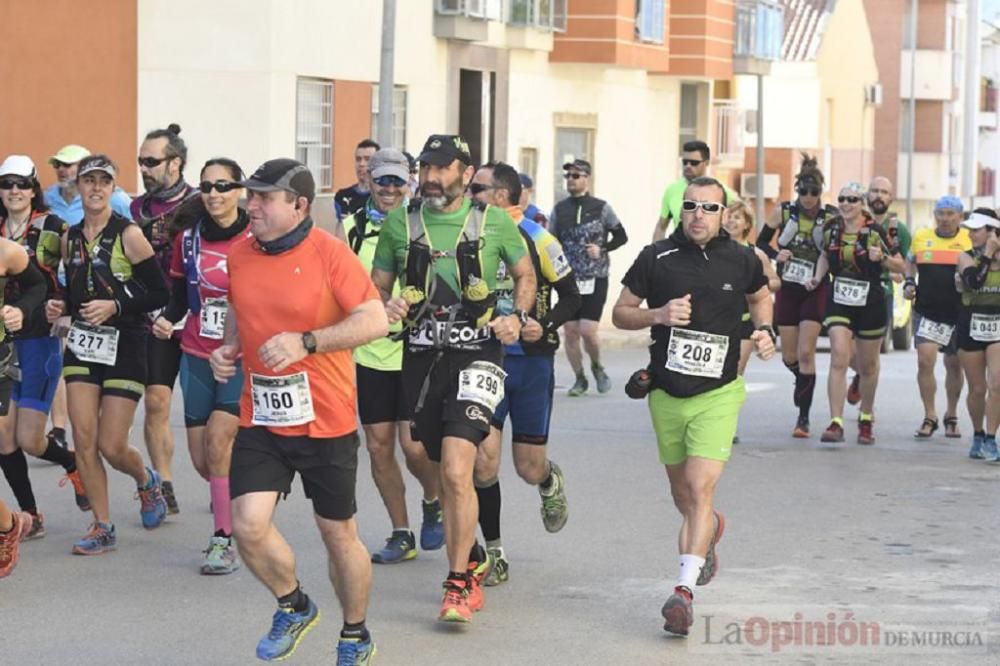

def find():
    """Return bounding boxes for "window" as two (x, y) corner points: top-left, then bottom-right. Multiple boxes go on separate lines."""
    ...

(636, 0), (665, 44)
(436, 0), (501, 19)
(295, 78), (333, 190)
(507, 0), (567, 32)
(370, 84), (407, 150)
(519, 147), (538, 184)
(678, 83), (699, 151)
(554, 127), (595, 201)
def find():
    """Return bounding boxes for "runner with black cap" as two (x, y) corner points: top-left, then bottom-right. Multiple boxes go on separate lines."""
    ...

(211, 158), (386, 664)
(549, 158), (627, 397)
(372, 134), (537, 623)
(341, 148), (444, 564)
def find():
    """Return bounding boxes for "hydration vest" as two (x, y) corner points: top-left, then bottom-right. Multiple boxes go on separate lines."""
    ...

(403, 203), (494, 350)
(824, 215), (882, 278)
(778, 202), (835, 262)
(65, 214), (143, 326)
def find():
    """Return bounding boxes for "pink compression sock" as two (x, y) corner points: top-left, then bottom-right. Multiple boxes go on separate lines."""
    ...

(209, 476), (232, 536)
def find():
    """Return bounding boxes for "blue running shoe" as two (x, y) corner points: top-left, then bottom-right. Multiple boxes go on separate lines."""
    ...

(336, 636), (376, 665)
(256, 599), (320, 661)
(72, 522), (117, 555)
(420, 499), (444, 551)
(136, 467), (167, 529)
(371, 531), (416, 564)
(969, 433), (986, 459)
(983, 436), (1000, 463)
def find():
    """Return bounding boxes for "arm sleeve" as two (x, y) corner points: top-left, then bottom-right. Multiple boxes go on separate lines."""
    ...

(603, 205), (628, 252)
(755, 224), (778, 259)
(963, 256), (991, 290)
(8, 260), (47, 318)
(543, 273), (581, 334)
(161, 278), (189, 323)
(119, 256), (169, 315)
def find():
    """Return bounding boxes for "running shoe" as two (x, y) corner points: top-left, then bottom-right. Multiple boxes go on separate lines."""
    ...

(792, 416), (810, 438)
(661, 585), (694, 636)
(136, 467), (167, 529)
(846, 374), (861, 405)
(567, 373), (588, 397)
(21, 511), (45, 541)
(820, 421), (845, 443)
(420, 499), (444, 551)
(969, 433), (986, 459)
(483, 547), (509, 587)
(201, 535), (240, 575)
(857, 420), (875, 445)
(539, 462), (569, 533)
(72, 522), (116, 555)
(162, 480), (179, 515)
(336, 636), (376, 666)
(46, 428), (69, 454)
(59, 469), (91, 512)
(982, 436), (1000, 462)
(697, 510), (725, 586)
(593, 363), (612, 394)
(256, 599), (320, 661)
(371, 531), (416, 564)
(466, 546), (494, 612)
(0, 512), (32, 577)
(439, 578), (472, 623)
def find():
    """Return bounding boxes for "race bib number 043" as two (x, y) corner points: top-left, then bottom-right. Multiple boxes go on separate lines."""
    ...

(969, 313), (1000, 343)
(457, 361), (507, 412)
(67, 321), (119, 366)
(251, 372), (316, 427)
(666, 328), (729, 378)
(833, 277), (870, 307)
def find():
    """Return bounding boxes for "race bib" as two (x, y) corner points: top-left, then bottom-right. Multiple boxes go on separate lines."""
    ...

(782, 258), (815, 286)
(457, 361), (507, 412)
(199, 297), (228, 340)
(251, 372), (315, 427)
(916, 317), (954, 346)
(666, 328), (729, 378)
(67, 321), (119, 366)
(970, 313), (1000, 342)
(577, 278), (595, 295)
(833, 277), (870, 306)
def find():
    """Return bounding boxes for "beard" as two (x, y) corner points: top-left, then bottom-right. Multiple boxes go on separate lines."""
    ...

(869, 199), (889, 215)
(420, 181), (462, 211)
(142, 174), (162, 193)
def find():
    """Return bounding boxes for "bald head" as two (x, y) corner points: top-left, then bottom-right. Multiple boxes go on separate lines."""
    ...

(868, 176), (893, 216)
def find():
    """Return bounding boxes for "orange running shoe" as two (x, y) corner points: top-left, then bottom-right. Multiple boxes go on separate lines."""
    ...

(792, 416), (810, 438)
(0, 512), (33, 578)
(60, 470), (91, 512)
(439, 578), (472, 623)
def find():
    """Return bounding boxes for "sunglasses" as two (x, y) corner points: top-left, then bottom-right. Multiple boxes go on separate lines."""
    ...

(564, 173), (586, 180)
(469, 183), (495, 195)
(199, 180), (242, 194)
(0, 178), (33, 191)
(372, 175), (407, 188)
(797, 187), (821, 197)
(138, 156), (172, 169)
(52, 161), (75, 169)
(681, 159), (705, 167)
(681, 199), (724, 214)
(838, 196), (862, 204)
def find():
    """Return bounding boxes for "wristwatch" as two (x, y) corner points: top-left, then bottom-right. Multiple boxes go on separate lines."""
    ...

(512, 309), (529, 326)
(302, 331), (318, 354)
(756, 324), (777, 346)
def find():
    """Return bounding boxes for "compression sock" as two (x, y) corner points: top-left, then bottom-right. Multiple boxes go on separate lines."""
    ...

(0, 450), (37, 514)
(209, 476), (232, 536)
(795, 373), (817, 419)
(784, 361), (801, 407)
(475, 480), (502, 544)
(39, 439), (76, 472)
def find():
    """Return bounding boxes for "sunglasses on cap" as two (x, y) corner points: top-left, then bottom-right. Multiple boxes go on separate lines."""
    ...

(681, 199), (724, 214)
(0, 177), (33, 191)
(838, 195), (862, 204)
(564, 173), (586, 180)
(138, 156), (172, 169)
(797, 186), (821, 197)
(372, 175), (407, 188)
(199, 180), (242, 194)
(681, 158), (705, 167)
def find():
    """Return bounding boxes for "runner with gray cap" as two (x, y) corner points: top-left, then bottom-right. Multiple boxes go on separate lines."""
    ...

(340, 148), (444, 565)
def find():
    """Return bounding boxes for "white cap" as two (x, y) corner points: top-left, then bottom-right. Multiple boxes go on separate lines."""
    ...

(0, 155), (37, 179)
(962, 212), (1000, 230)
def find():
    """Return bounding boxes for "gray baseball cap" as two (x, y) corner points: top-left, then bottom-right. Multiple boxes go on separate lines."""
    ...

(369, 149), (410, 182)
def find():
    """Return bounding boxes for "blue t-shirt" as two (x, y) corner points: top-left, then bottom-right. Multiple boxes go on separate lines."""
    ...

(43, 184), (133, 225)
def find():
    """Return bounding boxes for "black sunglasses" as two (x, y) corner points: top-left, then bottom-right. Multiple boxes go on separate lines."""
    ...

(838, 196), (861, 204)
(0, 178), (33, 190)
(199, 180), (242, 194)
(138, 156), (172, 169)
(564, 173), (586, 180)
(797, 186), (821, 197)
(469, 183), (495, 195)
(372, 175), (407, 188)
(682, 159), (705, 167)
(681, 199), (724, 214)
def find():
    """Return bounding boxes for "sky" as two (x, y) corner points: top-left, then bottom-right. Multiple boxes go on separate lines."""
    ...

(988, 0), (1000, 23)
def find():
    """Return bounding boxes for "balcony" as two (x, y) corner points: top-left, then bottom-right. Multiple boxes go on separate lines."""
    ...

(712, 101), (745, 166)
(899, 50), (954, 101)
(434, 0), (496, 41)
(733, 0), (783, 76)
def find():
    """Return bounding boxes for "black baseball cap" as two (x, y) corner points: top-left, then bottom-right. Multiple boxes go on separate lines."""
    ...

(562, 158), (592, 175)
(241, 158), (315, 203)
(417, 134), (473, 167)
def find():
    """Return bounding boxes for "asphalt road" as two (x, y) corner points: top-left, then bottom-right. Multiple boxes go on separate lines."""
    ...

(2, 348), (998, 665)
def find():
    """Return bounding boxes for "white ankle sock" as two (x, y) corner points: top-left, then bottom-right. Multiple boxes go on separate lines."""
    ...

(677, 554), (706, 589)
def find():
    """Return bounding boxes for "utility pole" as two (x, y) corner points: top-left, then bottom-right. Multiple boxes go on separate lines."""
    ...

(962, 0), (981, 205)
(905, 0), (917, 225)
(377, 0), (397, 146)
(755, 72), (765, 231)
